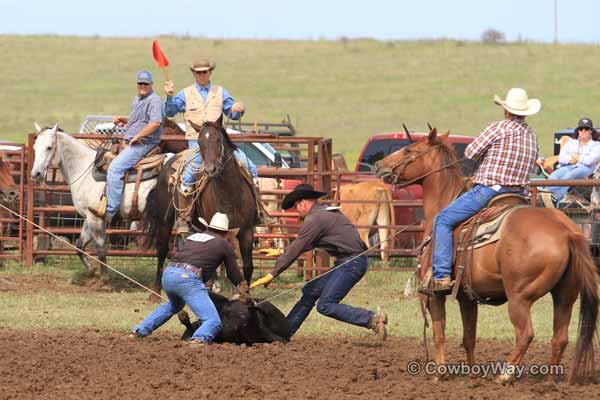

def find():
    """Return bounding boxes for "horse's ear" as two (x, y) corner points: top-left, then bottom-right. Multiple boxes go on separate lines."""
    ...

(34, 123), (42, 134)
(50, 124), (59, 134)
(187, 119), (202, 133)
(439, 130), (450, 141)
(427, 127), (438, 144)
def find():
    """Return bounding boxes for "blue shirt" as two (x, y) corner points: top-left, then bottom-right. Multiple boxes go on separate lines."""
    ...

(558, 138), (600, 170)
(125, 91), (163, 146)
(164, 82), (242, 120)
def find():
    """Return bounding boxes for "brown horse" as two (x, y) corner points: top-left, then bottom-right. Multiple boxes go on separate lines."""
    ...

(375, 128), (599, 383)
(141, 121), (257, 293)
(0, 151), (19, 266)
(159, 118), (188, 154)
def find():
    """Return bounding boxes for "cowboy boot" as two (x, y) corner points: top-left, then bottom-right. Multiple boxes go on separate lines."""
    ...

(370, 306), (388, 340)
(176, 184), (194, 235)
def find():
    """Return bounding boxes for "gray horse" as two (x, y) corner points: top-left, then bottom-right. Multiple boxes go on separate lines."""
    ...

(30, 124), (158, 280)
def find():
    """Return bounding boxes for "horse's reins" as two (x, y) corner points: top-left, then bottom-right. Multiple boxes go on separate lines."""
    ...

(42, 127), (116, 186)
(386, 143), (466, 188)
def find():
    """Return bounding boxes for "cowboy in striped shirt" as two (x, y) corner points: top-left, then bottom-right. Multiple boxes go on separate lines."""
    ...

(428, 88), (540, 295)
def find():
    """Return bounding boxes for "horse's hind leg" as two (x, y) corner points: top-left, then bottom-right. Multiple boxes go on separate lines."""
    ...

(149, 223), (172, 302)
(549, 270), (578, 372)
(458, 298), (478, 365)
(76, 219), (96, 277)
(95, 220), (109, 282)
(498, 297), (534, 383)
(239, 228), (254, 283)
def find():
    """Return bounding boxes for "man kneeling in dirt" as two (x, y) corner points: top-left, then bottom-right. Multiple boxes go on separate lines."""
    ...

(131, 212), (249, 346)
(250, 184), (388, 339)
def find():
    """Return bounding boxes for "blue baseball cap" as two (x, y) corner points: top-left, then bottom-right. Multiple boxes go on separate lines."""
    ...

(136, 70), (153, 84)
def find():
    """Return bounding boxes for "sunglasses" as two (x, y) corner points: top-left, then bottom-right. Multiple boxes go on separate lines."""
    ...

(137, 82), (151, 86)
(194, 70), (210, 75)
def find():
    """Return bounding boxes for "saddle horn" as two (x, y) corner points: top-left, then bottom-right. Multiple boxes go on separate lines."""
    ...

(402, 123), (414, 143)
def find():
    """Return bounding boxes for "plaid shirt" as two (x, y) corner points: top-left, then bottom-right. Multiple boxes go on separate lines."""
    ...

(465, 117), (538, 186)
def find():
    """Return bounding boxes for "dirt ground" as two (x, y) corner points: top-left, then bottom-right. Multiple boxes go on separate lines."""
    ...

(1, 328), (599, 400)
(2, 272), (600, 399)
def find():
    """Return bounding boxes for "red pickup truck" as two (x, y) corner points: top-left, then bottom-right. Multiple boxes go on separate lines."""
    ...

(354, 131), (475, 250)
(276, 131), (475, 255)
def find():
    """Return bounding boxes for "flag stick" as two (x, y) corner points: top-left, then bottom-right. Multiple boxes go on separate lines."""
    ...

(160, 66), (170, 82)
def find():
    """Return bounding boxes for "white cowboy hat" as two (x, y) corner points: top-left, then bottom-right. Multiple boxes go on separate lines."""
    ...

(493, 88), (541, 116)
(198, 212), (230, 231)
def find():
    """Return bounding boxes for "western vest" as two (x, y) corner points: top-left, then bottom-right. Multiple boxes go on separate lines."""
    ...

(183, 84), (223, 140)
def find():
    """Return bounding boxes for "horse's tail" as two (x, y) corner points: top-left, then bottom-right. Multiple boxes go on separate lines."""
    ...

(139, 188), (158, 249)
(568, 231), (599, 383)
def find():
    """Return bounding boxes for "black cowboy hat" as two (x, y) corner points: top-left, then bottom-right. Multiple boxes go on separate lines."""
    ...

(575, 117), (598, 139)
(281, 183), (326, 210)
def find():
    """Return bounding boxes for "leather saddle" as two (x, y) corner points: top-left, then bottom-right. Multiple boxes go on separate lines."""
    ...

(451, 193), (530, 304)
(92, 144), (165, 183)
(455, 193), (530, 250)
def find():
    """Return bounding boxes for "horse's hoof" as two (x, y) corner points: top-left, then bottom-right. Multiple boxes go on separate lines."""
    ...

(496, 373), (515, 385)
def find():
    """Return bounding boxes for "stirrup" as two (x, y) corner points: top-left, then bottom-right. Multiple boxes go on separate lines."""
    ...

(432, 277), (454, 295)
(88, 196), (107, 218)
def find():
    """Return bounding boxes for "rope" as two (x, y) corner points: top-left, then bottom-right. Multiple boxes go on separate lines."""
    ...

(255, 220), (422, 306)
(0, 203), (165, 300)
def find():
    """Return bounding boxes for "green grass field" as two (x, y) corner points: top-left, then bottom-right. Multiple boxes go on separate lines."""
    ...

(0, 257), (583, 342)
(3, 35), (600, 165)
(0, 35), (595, 341)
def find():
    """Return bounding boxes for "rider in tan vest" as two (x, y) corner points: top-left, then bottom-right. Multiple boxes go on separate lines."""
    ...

(164, 59), (258, 235)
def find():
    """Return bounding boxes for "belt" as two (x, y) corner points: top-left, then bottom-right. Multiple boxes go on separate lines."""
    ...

(170, 262), (203, 276)
(503, 185), (525, 191)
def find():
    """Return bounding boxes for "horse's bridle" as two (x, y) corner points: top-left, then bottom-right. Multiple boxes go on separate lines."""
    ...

(386, 144), (438, 185)
(385, 143), (466, 188)
(202, 136), (235, 178)
(40, 129), (100, 186)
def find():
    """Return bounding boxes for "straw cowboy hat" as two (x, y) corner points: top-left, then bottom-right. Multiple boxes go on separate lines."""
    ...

(493, 88), (541, 116)
(198, 212), (231, 231)
(281, 183), (327, 210)
(189, 59), (216, 72)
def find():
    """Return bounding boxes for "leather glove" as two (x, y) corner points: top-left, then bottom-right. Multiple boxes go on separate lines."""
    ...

(237, 281), (250, 304)
(249, 273), (274, 289)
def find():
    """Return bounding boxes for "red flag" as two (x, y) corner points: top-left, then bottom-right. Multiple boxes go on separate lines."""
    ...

(152, 40), (169, 68)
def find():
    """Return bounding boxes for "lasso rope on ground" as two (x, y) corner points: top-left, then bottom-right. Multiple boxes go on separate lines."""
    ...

(255, 220), (422, 306)
(0, 203), (165, 300)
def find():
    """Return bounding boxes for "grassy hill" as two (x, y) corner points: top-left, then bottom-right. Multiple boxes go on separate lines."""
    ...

(2, 35), (600, 165)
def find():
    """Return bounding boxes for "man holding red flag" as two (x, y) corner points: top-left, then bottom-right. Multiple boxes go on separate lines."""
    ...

(163, 58), (255, 235)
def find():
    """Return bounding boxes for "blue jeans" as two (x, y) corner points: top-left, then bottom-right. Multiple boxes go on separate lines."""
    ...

(133, 265), (222, 342)
(182, 140), (258, 185)
(286, 255), (373, 336)
(432, 185), (523, 279)
(106, 142), (155, 218)
(547, 164), (593, 202)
